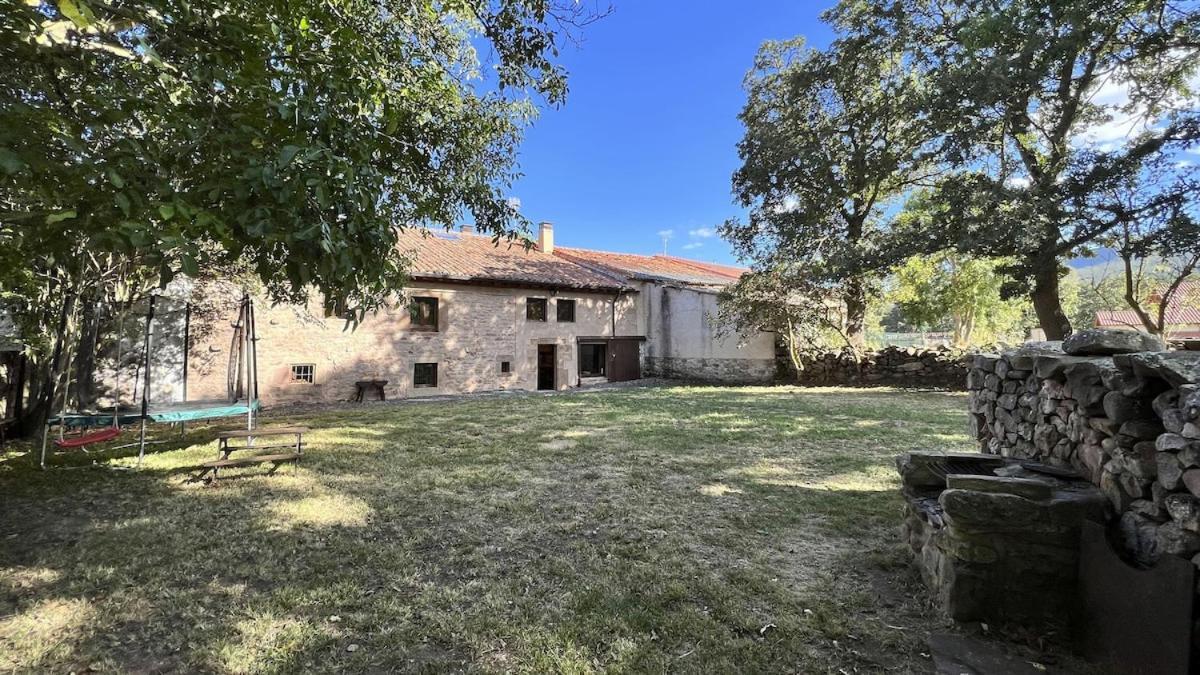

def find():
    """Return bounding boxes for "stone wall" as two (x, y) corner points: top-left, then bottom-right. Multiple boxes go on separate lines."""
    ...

(967, 331), (1200, 568)
(787, 345), (970, 389)
(644, 355), (775, 384)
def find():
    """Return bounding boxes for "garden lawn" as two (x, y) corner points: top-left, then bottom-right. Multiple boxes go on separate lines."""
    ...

(3, 385), (1009, 672)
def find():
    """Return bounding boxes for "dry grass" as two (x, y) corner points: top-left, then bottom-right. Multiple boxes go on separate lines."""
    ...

(0, 385), (1057, 673)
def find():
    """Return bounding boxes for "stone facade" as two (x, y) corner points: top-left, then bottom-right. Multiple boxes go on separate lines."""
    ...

(787, 345), (969, 389)
(187, 281), (641, 404)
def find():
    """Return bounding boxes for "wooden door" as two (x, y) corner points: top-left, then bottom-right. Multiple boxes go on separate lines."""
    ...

(607, 338), (641, 382)
(537, 344), (556, 390)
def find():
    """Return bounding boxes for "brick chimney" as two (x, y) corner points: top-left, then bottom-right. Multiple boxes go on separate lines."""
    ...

(459, 224), (475, 234)
(538, 221), (554, 254)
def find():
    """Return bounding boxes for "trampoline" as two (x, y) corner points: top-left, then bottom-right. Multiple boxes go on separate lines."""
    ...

(48, 399), (261, 428)
(40, 293), (261, 469)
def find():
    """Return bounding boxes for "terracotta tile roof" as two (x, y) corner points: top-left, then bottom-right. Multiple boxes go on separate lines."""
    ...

(1094, 281), (1200, 328)
(553, 247), (746, 287)
(1095, 309), (1200, 327)
(397, 229), (630, 292)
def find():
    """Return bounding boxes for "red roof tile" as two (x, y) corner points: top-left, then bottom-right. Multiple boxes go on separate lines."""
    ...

(397, 229), (629, 292)
(1095, 309), (1200, 327)
(554, 247), (746, 287)
(1094, 281), (1200, 328)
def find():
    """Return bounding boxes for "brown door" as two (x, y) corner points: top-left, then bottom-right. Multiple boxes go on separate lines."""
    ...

(607, 338), (642, 382)
(537, 344), (556, 390)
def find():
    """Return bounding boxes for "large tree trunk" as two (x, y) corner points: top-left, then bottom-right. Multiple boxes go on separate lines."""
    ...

(70, 299), (101, 410)
(20, 293), (75, 437)
(1031, 262), (1072, 340)
(843, 278), (867, 350)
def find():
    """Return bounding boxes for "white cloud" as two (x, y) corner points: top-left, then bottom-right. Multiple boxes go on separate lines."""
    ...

(688, 227), (716, 239)
(1075, 68), (1200, 150)
(657, 229), (674, 240)
(505, 196), (522, 211)
(1176, 159), (1194, 169)
(1005, 176), (1031, 188)
(682, 242), (704, 250)
(770, 195), (801, 214)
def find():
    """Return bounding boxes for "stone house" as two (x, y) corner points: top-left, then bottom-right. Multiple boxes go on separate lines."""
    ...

(185, 223), (775, 404)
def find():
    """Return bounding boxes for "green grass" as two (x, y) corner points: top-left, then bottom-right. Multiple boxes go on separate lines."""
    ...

(2, 385), (982, 673)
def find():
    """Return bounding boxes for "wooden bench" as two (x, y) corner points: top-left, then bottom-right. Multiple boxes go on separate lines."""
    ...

(197, 426), (308, 481)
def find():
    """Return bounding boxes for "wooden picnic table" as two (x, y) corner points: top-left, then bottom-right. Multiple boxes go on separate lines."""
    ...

(197, 426), (308, 482)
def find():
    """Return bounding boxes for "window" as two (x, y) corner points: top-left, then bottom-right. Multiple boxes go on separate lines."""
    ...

(410, 297), (438, 331)
(556, 298), (576, 322)
(500, 361), (511, 373)
(526, 297), (547, 321)
(290, 364), (315, 383)
(413, 362), (438, 388)
(579, 343), (606, 378)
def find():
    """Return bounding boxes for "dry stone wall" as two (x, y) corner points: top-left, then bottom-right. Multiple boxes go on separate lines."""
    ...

(967, 331), (1200, 568)
(787, 345), (969, 389)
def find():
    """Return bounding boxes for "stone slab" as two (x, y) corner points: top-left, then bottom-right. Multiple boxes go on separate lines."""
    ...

(1122, 352), (1200, 388)
(1063, 328), (1165, 356)
(945, 474), (1054, 501)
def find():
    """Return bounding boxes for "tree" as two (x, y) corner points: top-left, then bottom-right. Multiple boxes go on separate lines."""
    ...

(890, 253), (1031, 347)
(717, 266), (849, 377)
(0, 0), (602, 431)
(721, 30), (933, 349)
(840, 0), (1200, 339)
(1098, 162), (1200, 335)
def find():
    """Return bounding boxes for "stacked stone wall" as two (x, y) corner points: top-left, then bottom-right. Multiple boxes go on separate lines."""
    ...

(967, 333), (1200, 567)
(786, 345), (970, 389)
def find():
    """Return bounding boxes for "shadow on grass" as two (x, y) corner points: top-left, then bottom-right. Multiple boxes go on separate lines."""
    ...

(1, 385), (971, 672)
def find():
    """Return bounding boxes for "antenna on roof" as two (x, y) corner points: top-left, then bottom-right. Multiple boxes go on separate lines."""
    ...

(658, 230), (672, 255)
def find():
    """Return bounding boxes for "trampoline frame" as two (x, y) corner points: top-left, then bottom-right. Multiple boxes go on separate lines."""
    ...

(39, 293), (260, 469)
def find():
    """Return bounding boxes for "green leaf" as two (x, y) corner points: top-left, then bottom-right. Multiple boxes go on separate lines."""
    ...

(279, 145), (302, 167)
(180, 255), (199, 277)
(108, 170), (125, 188)
(57, 0), (95, 28)
(115, 192), (131, 216)
(158, 204), (175, 220)
(45, 210), (77, 224)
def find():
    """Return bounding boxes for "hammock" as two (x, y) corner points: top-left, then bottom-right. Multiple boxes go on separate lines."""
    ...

(54, 426), (122, 449)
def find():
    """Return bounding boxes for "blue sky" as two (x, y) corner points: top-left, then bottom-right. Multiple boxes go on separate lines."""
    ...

(507, 3), (834, 265)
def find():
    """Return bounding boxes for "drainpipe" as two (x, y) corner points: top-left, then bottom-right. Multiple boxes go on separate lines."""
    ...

(611, 290), (620, 337)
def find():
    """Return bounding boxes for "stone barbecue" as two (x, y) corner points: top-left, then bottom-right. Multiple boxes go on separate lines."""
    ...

(899, 451), (1105, 622)
(899, 329), (1200, 667)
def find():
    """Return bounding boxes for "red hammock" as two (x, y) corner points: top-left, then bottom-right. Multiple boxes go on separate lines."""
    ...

(54, 426), (121, 449)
